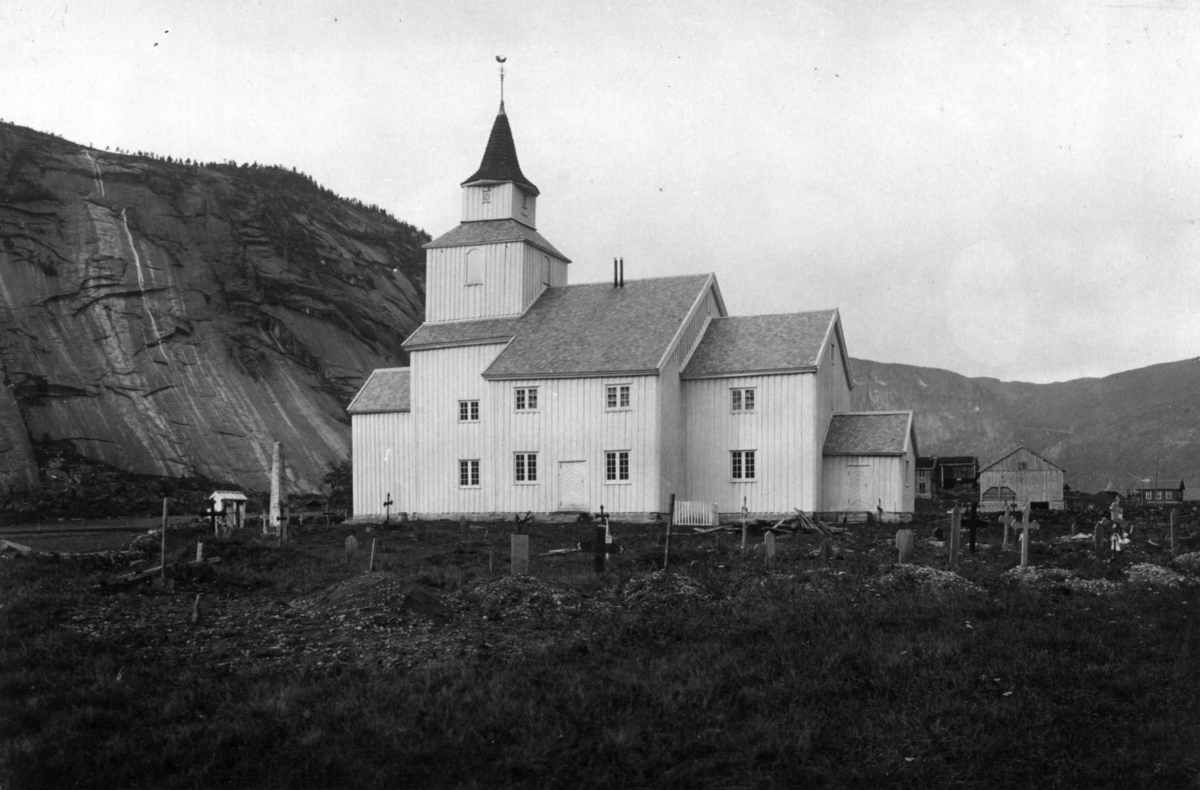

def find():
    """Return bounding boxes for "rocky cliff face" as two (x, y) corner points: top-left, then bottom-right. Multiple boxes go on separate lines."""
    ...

(0, 122), (426, 494)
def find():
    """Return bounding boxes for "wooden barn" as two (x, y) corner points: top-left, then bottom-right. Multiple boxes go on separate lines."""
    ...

(821, 412), (918, 521)
(348, 98), (919, 521)
(978, 446), (1064, 512)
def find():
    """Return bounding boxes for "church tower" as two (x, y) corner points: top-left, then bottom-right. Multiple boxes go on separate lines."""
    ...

(422, 101), (570, 323)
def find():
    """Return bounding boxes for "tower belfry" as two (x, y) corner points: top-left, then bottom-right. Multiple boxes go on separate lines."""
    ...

(419, 61), (570, 323)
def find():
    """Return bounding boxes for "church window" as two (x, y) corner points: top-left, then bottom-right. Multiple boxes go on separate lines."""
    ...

(731, 450), (757, 481)
(731, 388), (756, 412)
(521, 193), (529, 217)
(514, 452), (538, 483)
(482, 187), (491, 204)
(542, 255), (551, 286)
(459, 400), (479, 422)
(465, 249), (483, 286)
(459, 459), (480, 487)
(606, 384), (631, 410)
(605, 451), (630, 482)
(515, 387), (538, 411)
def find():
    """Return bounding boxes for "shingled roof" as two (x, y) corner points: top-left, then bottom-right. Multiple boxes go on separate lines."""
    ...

(461, 105), (539, 195)
(423, 219), (569, 261)
(403, 274), (716, 377)
(682, 311), (838, 379)
(823, 412), (914, 456)
(485, 275), (714, 378)
(404, 317), (522, 350)
(347, 368), (411, 414)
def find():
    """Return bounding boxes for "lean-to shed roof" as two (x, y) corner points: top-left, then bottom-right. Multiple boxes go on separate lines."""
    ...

(823, 411), (915, 456)
(347, 368), (411, 414)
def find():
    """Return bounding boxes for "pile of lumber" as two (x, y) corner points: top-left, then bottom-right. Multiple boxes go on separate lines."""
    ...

(767, 510), (847, 536)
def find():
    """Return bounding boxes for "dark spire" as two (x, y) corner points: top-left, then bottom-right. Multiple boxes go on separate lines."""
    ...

(461, 105), (539, 195)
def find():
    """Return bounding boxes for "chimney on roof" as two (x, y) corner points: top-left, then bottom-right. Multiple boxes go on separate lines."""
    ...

(619, 257), (624, 288)
(613, 258), (618, 288)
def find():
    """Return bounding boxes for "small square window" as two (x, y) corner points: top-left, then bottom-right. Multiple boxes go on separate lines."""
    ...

(605, 451), (630, 482)
(515, 387), (538, 411)
(731, 450), (756, 481)
(459, 459), (480, 487)
(482, 187), (491, 204)
(514, 452), (538, 483)
(605, 384), (631, 410)
(459, 400), (480, 422)
(731, 388), (756, 412)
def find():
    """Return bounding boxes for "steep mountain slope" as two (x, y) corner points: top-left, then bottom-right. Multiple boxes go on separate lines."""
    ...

(0, 122), (426, 493)
(850, 356), (1200, 493)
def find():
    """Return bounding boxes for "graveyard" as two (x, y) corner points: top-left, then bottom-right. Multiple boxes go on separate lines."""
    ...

(3, 506), (1200, 788)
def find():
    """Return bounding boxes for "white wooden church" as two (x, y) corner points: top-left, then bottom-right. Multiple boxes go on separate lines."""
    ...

(348, 100), (918, 522)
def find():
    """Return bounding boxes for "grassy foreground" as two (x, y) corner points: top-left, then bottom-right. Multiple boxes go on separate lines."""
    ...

(2, 516), (1199, 789)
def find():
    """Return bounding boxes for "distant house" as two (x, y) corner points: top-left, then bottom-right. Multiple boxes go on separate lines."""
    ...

(1135, 480), (1186, 506)
(935, 456), (978, 489)
(978, 447), (1064, 512)
(916, 456), (936, 499)
(821, 412), (918, 521)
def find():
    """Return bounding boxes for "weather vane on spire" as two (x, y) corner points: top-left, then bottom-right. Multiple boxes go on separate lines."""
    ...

(496, 55), (507, 108)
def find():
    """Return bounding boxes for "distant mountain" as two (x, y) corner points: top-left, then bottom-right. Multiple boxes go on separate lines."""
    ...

(849, 357), (1200, 493)
(0, 121), (427, 494)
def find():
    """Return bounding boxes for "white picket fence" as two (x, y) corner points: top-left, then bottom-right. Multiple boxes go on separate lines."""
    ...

(673, 500), (719, 527)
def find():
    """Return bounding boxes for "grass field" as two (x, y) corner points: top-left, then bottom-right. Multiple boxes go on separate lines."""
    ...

(2, 509), (1199, 788)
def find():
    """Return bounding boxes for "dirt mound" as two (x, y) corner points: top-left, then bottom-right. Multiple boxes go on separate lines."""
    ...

(880, 564), (983, 593)
(621, 570), (714, 609)
(1171, 552), (1200, 576)
(293, 574), (454, 625)
(1126, 563), (1194, 588)
(456, 576), (604, 622)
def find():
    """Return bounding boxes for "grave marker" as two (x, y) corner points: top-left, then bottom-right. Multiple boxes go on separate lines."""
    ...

(195, 542), (204, 563)
(1001, 505), (1015, 551)
(511, 534), (530, 576)
(663, 493), (675, 570)
(1018, 504), (1038, 568)
(1171, 509), (1179, 554)
(968, 502), (979, 554)
(345, 535), (359, 566)
(896, 528), (914, 564)
(578, 524), (621, 574)
(267, 442), (283, 537)
(764, 531), (776, 565)
(948, 505), (962, 568)
(741, 496), (749, 552)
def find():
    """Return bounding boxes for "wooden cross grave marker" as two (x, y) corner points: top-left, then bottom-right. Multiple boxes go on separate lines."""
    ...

(577, 513), (621, 574)
(1018, 503), (1039, 568)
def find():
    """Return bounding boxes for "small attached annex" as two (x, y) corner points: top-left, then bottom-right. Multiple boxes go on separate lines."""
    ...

(348, 97), (919, 522)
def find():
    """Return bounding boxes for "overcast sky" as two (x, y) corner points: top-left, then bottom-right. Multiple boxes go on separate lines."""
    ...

(5, 1), (1199, 384)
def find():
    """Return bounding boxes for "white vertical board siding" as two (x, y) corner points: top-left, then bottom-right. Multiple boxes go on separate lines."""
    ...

(351, 412), (414, 517)
(426, 243), (536, 322)
(682, 373), (811, 515)
(978, 448), (1064, 511)
(659, 287), (723, 508)
(812, 328), (852, 510)
(410, 344), (507, 515)
(461, 183), (534, 223)
(519, 247), (569, 312)
(487, 376), (659, 514)
(822, 455), (911, 515)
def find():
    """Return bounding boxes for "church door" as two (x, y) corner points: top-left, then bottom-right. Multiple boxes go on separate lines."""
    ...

(558, 461), (587, 511)
(847, 464), (871, 511)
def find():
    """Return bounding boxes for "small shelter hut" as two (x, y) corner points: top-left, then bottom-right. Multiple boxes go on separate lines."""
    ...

(978, 447), (1064, 512)
(209, 491), (248, 530)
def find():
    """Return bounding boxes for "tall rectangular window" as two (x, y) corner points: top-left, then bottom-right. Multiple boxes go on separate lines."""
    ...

(731, 450), (756, 480)
(514, 452), (538, 483)
(482, 187), (491, 204)
(459, 459), (480, 487)
(465, 249), (483, 286)
(458, 400), (480, 422)
(515, 387), (538, 411)
(605, 451), (630, 482)
(731, 388), (756, 412)
(606, 384), (631, 410)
